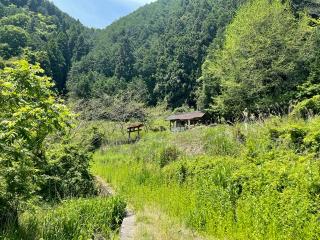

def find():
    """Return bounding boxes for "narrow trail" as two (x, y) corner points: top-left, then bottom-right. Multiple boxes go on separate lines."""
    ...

(95, 176), (136, 240)
(120, 210), (136, 240)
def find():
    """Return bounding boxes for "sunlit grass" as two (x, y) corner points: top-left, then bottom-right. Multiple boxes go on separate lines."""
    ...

(92, 117), (320, 240)
(1, 197), (126, 240)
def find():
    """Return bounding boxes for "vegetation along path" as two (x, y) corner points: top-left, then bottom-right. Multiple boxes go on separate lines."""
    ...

(95, 176), (137, 240)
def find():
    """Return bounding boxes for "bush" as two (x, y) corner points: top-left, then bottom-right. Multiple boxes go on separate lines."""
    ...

(269, 128), (282, 141)
(89, 127), (104, 151)
(289, 127), (307, 148)
(40, 144), (97, 201)
(159, 146), (180, 168)
(291, 95), (320, 119)
(0, 60), (72, 226)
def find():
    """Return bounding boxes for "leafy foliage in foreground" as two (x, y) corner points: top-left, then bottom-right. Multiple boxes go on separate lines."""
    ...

(41, 143), (97, 201)
(0, 60), (96, 227)
(0, 60), (71, 225)
(1, 197), (126, 240)
(93, 117), (320, 239)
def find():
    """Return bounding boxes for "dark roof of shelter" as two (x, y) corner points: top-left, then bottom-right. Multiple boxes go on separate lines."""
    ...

(166, 111), (206, 121)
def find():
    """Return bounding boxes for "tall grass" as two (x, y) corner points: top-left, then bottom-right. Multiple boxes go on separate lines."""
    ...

(92, 117), (320, 240)
(1, 197), (126, 240)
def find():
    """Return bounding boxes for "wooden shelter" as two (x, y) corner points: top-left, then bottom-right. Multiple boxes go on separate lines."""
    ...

(166, 111), (207, 131)
(127, 123), (144, 140)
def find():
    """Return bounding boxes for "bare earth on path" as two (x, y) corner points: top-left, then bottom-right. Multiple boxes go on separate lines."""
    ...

(134, 206), (211, 240)
(120, 209), (136, 240)
(95, 176), (212, 240)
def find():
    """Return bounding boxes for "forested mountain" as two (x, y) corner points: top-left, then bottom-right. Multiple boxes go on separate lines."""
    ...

(1, 0), (320, 118)
(0, 0), (94, 91)
(68, 0), (246, 108)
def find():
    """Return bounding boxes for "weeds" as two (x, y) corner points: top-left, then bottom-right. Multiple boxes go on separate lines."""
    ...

(1, 197), (126, 240)
(92, 117), (320, 240)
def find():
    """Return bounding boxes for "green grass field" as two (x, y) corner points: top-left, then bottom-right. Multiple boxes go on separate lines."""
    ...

(92, 116), (320, 240)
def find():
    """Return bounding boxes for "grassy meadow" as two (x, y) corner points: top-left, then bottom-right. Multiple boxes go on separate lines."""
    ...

(92, 116), (320, 240)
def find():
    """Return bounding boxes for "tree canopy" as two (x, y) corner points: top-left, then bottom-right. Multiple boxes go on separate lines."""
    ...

(199, 0), (320, 119)
(0, 0), (95, 92)
(68, 0), (246, 108)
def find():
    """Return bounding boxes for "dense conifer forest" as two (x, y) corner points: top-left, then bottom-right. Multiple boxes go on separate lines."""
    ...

(0, 0), (94, 91)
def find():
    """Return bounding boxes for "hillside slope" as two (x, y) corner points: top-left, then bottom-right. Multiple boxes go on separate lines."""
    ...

(68, 0), (246, 107)
(199, 0), (320, 119)
(0, 0), (94, 91)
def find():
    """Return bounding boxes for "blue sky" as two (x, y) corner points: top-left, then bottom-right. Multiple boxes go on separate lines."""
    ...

(50, 0), (156, 29)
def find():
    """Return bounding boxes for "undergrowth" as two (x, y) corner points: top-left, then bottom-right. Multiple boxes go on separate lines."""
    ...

(1, 197), (126, 240)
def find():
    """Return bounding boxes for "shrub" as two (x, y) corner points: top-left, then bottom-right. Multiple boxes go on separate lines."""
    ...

(269, 128), (282, 141)
(289, 127), (307, 147)
(291, 95), (320, 119)
(40, 144), (97, 202)
(159, 146), (180, 168)
(0, 60), (72, 226)
(303, 130), (320, 153)
(89, 127), (104, 151)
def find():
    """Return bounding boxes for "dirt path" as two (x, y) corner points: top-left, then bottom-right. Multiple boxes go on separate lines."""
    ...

(120, 209), (136, 239)
(95, 176), (136, 240)
(134, 206), (208, 240)
(95, 176), (209, 240)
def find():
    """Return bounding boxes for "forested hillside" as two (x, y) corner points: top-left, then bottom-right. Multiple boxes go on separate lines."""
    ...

(66, 0), (320, 119)
(2, 0), (319, 113)
(0, 0), (94, 91)
(68, 0), (246, 108)
(199, 0), (320, 119)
